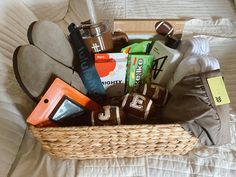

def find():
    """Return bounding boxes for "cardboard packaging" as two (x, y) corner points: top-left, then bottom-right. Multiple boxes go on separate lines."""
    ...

(95, 53), (128, 97)
(114, 19), (185, 35)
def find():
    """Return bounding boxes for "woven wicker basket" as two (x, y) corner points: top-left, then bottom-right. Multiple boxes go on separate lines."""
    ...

(29, 19), (198, 159)
(30, 124), (198, 159)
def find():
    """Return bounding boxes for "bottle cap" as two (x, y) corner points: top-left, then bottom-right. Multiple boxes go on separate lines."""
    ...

(68, 23), (77, 33)
(165, 35), (181, 49)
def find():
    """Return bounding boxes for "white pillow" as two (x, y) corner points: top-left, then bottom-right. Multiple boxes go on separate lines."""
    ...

(7, 130), (78, 177)
(0, 53), (34, 177)
(0, 51), (35, 177)
(0, 108), (27, 177)
(0, 0), (37, 174)
(0, 0), (38, 175)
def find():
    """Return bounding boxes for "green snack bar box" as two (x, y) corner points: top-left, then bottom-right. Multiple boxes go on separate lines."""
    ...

(126, 54), (154, 92)
(122, 41), (152, 54)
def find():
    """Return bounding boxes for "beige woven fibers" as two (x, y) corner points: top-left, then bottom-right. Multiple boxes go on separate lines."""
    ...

(30, 124), (198, 159)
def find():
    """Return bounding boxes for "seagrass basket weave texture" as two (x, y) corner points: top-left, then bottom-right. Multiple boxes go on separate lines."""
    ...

(30, 124), (198, 159)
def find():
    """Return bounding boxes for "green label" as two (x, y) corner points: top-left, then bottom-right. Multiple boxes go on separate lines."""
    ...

(126, 54), (154, 92)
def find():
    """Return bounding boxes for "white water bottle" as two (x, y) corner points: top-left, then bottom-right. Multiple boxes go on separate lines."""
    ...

(150, 36), (182, 86)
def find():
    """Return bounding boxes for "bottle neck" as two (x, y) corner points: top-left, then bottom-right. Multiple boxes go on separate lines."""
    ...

(165, 35), (180, 49)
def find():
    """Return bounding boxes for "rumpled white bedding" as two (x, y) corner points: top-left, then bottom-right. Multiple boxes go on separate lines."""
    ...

(0, 0), (236, 177)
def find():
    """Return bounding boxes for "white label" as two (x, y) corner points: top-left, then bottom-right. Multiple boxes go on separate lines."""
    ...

(98, 106), (111, 121)
(150, 41), (181, 86)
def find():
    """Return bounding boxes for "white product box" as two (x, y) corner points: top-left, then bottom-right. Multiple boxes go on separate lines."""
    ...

(95, 53), (128, 97)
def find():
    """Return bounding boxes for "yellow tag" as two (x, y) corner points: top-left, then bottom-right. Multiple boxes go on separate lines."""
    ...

(207, 76), (230, 106)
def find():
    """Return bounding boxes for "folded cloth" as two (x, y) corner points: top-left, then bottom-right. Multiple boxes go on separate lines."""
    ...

(167, 37), (220, 91)
(179, 37), (210, 57)
(162, 70), (231, 146)
(167, 55), (220, 91)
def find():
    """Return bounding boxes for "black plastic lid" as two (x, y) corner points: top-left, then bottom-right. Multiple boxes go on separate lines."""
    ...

(165, 35), (181, 49)
(68, 23), (77, 33)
